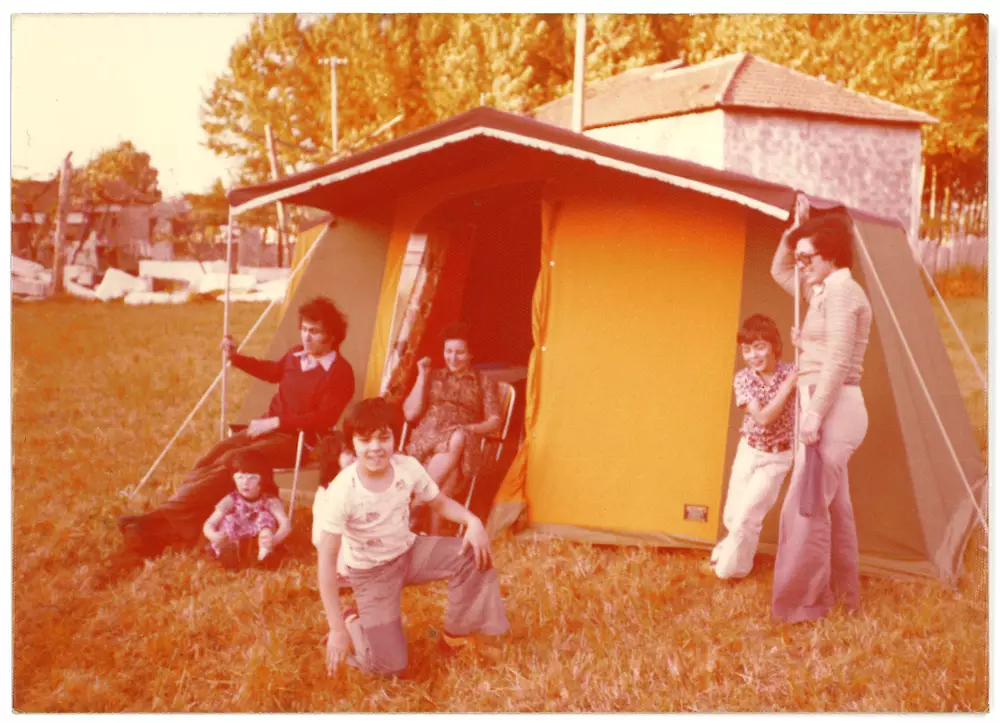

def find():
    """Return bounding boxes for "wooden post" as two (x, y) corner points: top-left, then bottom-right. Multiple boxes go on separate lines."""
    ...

(265, 123), (288, 267)
(915, 161), (926, 243)
(571, 14), (587, 133)
(928, 165), (937, 241)
(942, 185), (951, 244)
(329, 57), (348, 155)
(51, 152), (73, 295)
(221, 205), (235, 440)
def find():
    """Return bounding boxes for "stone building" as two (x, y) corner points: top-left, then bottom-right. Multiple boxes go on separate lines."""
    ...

(533, 52), (936, 244)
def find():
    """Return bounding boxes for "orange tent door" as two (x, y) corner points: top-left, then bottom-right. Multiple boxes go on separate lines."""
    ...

(525, 180), (747, 541)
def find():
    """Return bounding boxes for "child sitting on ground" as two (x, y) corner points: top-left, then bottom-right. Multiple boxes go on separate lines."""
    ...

(703, 314), (798, 580)
(315, 397), (510, 678)
(202, 450), (291, 569)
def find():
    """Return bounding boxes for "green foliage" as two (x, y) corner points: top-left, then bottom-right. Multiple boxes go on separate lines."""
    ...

(681, 14), (987, 198)
(200, 13), (690, 188)
(76, 140), (163, 205)
(183, 178), (230, 229)
(201, 14), (986, 199)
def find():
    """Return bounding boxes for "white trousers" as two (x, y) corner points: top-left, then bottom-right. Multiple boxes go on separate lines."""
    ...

(711, 438), (793, 579)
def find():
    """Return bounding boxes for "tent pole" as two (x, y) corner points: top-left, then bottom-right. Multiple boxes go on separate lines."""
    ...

(221, 206), (234, 440)
(128, 302), (271, 501)
(919, 261), (987, 393)
(791, 191), (806, 456)
(793, 265), (801, 458)
(126, 224), (328, 502)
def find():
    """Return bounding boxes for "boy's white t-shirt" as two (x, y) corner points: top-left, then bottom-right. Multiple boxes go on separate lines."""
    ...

(312, 486), (350, 577)
(313, 454), (440, 571)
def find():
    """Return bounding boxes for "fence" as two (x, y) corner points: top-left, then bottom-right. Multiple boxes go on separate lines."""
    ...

(915, 234), (988, 278)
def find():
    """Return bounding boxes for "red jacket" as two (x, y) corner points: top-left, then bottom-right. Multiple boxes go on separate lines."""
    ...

(231, 346), (355, 441)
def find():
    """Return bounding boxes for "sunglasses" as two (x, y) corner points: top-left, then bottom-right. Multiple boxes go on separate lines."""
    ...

(794, 252), (819, 267)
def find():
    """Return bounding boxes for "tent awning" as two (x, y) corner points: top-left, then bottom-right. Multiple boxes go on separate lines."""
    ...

(229, 107), (808, 221)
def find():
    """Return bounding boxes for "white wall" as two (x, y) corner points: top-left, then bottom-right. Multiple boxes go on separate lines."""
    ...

(585, 111), (727, 169)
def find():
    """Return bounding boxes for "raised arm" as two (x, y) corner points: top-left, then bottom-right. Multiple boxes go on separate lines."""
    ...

(402, 357), (432, 422)
(770, 232), (799, 298)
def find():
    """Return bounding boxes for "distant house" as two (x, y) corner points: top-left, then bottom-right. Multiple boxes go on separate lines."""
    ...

(533, 52), (936, 244)
(11, 178), (167, 266)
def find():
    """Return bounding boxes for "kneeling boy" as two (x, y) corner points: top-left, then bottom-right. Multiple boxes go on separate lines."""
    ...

(316, 397), (509, 677)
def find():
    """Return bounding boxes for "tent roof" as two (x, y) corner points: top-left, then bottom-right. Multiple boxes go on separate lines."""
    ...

(229, 106), (906, 233)
(229, 106), (808, 220)
(532, 52), (938, 130)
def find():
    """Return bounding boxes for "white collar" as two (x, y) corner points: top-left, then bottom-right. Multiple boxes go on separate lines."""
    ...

(294, 349), (337, 372)
(822, 267), (852, 288)
(812, 267), (851, 298)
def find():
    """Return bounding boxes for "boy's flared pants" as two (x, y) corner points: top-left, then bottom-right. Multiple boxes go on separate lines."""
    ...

(772, 385), (868, 622)
(711, 439), (793, 579)
(345, 536), (510, 676)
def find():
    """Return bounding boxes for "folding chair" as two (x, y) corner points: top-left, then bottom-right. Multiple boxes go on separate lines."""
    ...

(457, 381), (517, 536)
(399, 381), (517, 535)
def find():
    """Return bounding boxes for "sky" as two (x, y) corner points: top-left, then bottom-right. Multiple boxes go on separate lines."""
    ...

(11, 14), (255, 197)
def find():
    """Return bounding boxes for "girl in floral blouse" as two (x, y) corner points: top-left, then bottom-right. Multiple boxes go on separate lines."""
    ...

(703, 314), (798, 580)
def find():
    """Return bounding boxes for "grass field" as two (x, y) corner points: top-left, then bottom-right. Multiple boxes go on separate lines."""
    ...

(11, 296), (989, 712)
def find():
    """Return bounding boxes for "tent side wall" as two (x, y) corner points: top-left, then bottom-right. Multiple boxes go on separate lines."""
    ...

(236, 217), (391, 425)
(851, 215), (986, 582)
(522, 176), (747, 541)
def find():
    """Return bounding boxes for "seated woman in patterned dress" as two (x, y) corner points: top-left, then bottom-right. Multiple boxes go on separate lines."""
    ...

(402, 322), (502, 535)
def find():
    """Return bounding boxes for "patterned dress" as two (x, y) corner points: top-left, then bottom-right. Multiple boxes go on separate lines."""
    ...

(733, 361), (797, 453)
(217, 491), (279, 545)
(405, 368), (501, 482)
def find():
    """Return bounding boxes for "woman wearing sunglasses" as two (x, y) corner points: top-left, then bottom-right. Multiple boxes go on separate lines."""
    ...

(769, 209), (873, 623)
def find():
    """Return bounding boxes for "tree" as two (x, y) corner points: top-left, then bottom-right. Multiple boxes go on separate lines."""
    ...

(77, 140), (162, 205)
(177, 178), (231, 260)
(184, 177), (230, 229)
(681, 14), (987, 200)
(200, 13), (985, 213)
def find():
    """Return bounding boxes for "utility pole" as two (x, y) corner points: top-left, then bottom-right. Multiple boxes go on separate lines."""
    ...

(571, 13), (587, 133)
(329, 57), (348, 155)
(265, 123), (289, 268)
(51, 152), (73, 295)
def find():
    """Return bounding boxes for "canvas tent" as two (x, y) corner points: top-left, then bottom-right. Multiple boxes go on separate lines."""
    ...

(228, 107), (985, 583)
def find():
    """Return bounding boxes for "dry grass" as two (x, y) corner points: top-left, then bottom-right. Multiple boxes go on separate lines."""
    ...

(12, 297), (988, 712)
(930, 295), (988, 457)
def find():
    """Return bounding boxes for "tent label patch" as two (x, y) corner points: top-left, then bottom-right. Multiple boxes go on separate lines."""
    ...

(684, 505), (709, 522)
